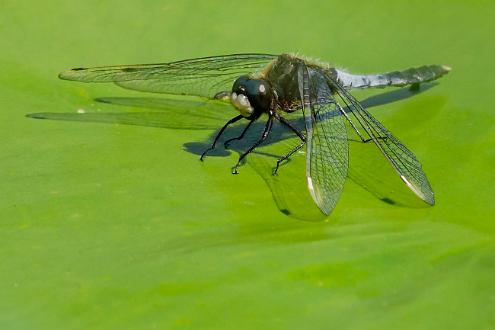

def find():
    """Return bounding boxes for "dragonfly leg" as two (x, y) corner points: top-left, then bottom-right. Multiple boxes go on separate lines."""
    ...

(200, 114), (243, 161)
(274, 141), (305, 175)
(224, 119), (256, 149)
(232, 116), (274, 174)
(273, 115), (306, 174)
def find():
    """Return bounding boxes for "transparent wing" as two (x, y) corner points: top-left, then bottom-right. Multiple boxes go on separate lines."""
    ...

(59, 53), (278, 98)
(298, 65), (349, 215)
(327, 74), (435, 205)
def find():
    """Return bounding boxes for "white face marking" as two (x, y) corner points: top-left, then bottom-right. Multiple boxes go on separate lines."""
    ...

(259, 84), (266, 93)
(231, 92), (254, 117)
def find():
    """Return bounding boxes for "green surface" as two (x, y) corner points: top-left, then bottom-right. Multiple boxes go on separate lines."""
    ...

(1, 0), (494, 329)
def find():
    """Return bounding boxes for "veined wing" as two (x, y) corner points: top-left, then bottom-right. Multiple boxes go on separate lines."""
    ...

(59, 54), (278, 98)
(298, 64), (349, 215)
(327, 74), (435, 205)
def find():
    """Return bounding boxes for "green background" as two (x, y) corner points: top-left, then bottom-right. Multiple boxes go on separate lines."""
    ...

(1, 0), (494, 329)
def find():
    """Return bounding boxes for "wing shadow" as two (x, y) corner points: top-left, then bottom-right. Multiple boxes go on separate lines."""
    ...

(27, 84), (436, 220)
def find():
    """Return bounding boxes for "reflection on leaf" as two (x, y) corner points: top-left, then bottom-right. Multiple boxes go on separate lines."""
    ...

(27, 97), (233, 130)
(348, 139), (429, 208)
(249, 136), (328, 222)
(28, 84), (437, 220)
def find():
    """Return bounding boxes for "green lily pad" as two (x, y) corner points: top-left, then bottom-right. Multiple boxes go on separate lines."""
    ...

(1, 1), (494, 329)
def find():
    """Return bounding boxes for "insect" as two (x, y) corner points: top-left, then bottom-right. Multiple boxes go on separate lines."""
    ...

(59, 53), (450, 215)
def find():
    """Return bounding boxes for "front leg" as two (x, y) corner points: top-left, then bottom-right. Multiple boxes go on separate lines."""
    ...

(200, 115), (243, 161)
(224, 119), (256, 149)
(232, 116), (274, 174)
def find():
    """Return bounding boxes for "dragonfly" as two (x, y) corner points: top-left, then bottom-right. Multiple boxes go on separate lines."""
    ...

(59, 53), (450, 215)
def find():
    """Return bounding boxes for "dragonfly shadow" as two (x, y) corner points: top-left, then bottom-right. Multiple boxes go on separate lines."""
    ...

(27, 84), (436, 220)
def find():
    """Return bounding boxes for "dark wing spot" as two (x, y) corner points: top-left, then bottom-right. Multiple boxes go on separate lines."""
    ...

(72, 67), (86, 71)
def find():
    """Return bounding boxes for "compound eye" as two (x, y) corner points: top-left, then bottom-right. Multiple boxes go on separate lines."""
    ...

(250, 80), (273, 110)
(232, 75), (250, 94)
(230, 76), (273, 118)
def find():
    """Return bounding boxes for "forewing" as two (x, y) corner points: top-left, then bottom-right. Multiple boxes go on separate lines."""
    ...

(59, 54), (277, 98)
(298, 65), (349, 215)
(327, 74), (435, 205)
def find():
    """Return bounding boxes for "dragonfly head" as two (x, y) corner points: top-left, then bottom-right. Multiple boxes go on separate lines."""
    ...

(231, 75), (273, 119)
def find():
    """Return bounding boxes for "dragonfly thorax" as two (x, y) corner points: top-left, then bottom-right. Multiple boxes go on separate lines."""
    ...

(231, 75), (274, 119)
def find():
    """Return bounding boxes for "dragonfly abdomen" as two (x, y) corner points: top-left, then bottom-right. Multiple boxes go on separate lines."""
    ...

(336, 64), (451, 89)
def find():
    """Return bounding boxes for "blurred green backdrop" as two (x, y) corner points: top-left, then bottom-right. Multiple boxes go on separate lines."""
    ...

(1, 0), (494, 329)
